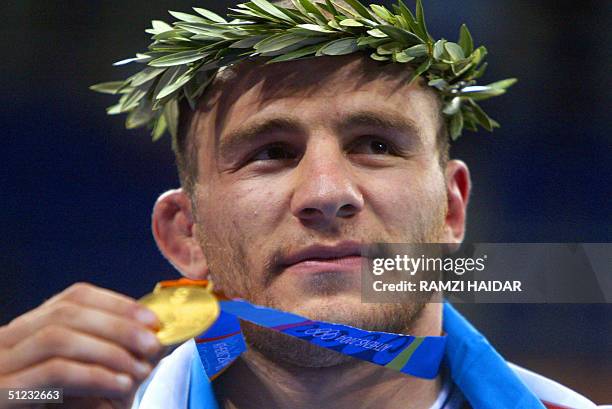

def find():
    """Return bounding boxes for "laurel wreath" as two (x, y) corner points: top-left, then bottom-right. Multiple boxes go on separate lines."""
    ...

(91, 0), (516, 144)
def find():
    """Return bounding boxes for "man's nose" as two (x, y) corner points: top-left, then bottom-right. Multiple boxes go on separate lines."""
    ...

(290, 144), (364, 224)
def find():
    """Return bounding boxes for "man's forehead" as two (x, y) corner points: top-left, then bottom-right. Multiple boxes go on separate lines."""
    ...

(209, 54), (426, 103)
(194, 54), (441, 142)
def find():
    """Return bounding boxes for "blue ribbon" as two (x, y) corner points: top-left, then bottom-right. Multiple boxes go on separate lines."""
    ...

(194, 299), (446, 380)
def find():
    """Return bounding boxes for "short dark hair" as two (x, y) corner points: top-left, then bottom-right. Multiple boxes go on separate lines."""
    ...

(174, 98), (199, 195)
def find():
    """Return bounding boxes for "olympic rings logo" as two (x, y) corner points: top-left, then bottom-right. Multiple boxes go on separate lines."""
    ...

(304, 327), (341, 340)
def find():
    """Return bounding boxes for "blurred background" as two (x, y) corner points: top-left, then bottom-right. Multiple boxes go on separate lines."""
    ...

(1, 0), (610, 403)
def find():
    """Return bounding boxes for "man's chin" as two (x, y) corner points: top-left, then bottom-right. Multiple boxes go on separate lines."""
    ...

(285, 296), (427, 333)
(263, 271), (372, 325)
(261, 289), (428, 335)
(280, 293), (377, 328)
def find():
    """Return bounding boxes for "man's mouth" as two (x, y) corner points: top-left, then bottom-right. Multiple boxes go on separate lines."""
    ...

(280, 241), (364, 275)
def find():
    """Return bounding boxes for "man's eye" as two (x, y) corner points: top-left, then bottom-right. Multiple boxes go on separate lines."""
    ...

(350, 138), (395, 155)
(251, 144), (296, 161)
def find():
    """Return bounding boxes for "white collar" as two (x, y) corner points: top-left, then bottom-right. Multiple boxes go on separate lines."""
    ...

(136, 339), (196, 409)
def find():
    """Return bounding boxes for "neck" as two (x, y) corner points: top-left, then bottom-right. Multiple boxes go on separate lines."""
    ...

(213, 303), (443, 409)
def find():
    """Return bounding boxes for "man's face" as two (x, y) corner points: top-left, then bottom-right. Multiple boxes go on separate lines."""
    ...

(188, 55), (450, 361)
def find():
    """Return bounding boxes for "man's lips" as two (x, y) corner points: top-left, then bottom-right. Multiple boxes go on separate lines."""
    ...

(280, 242), (364, 275)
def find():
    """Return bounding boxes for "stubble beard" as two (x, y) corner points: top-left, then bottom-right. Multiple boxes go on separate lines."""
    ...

(198, 197), (448, 368)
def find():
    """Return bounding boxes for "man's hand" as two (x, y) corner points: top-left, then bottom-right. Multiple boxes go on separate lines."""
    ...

(0, 283), (164, 409)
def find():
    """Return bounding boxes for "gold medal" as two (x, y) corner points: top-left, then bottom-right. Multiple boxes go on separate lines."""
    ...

(139, 279), (220, 345)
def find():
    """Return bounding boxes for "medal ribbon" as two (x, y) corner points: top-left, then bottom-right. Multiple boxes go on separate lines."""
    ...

(159, 279), (446, 381)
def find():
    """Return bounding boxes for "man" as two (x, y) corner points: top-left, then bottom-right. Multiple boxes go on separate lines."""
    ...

(0, 1), (606, 409)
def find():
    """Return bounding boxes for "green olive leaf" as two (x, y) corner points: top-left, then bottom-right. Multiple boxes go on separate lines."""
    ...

(458, 24), (473, 55)
(251, 0), (295, 22)
(370, 52), (390, 61)
(164, 98), (179, 139)
(449, 112), (464, 140)
(377, 25), (422, 46)
(90, 81), (128, 95)
(192, 8), (227, 23)
(486, 78), (518, 89)
(404, 43), (428, 57)
(149, 50), (205, 67)
(444, 42), (465, 61)
(319, 37), (359, 55)
(393, 50), (415, 63)
(267, 43), (323, 62)
(343, 0), (375, 20)
(370, 5), (395, 23)
(151, 114), (167, 141)
(339, 18), (364, 27)
(295, 23), (336, 33)
(168, 11), (208, 24)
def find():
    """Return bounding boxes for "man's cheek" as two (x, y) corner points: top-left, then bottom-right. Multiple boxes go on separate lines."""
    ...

(370, 186), (444, 240)
(200, 210), (268, 291)
(363, 181), (421, 233)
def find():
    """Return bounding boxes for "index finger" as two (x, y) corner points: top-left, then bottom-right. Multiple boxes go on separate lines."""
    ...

(44, 283), (159, 328)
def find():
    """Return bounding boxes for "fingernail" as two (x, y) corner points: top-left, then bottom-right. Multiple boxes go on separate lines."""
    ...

(135, 309), (159, 326)
(135, 361), (151, 378)
(116, 374), (132, 390)
(138, 331), (159, 353)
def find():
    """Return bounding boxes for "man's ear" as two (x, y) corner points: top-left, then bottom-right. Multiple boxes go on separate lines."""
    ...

(444, 160), (471, 244)
(152, 188), (209, 280)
